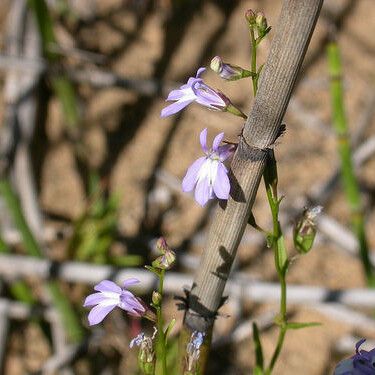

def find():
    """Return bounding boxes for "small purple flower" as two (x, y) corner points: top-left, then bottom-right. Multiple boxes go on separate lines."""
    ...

(83, 279), (146, 325)
(182, 128), (234, 206)
(334, 339), (375, 375)
(161, 67), (228, 117)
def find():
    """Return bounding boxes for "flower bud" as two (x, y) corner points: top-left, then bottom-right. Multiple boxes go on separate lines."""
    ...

(293, 206), (322, 254)
(255, 12), (268, 36)
(152, 291), (162, 306)
(156, 237), (169, 254)
(245, 9), (256, 25)
(210, 56), (252, 81)
(152, 237), (176, 270)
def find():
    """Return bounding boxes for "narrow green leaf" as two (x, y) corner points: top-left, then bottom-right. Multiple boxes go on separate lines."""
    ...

(252, 322), (264, 371)
(164, 318), (176, 340)
(286, 322), (321, 330)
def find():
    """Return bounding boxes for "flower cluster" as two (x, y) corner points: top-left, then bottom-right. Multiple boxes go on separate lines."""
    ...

(161, 65), (246, 206)
(334, 339), (375, 375)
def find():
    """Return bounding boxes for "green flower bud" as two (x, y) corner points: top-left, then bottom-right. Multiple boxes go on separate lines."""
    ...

(255, 12), (268, 36)
(293, 206), (322, 254)
(152, 291), (162, 306)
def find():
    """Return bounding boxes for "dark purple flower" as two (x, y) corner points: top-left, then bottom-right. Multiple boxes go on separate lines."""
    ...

(334, 339), (375, 374)
(84, 279), (145, 325)
(182, 128), (234, 206)
(161, 68), (229, 117)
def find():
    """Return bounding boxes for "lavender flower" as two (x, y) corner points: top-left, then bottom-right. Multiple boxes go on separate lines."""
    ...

(182, 128), (234, 206)
(84, 279), (146, 325)
(334, 339), (375, 374)
(161, 67), (229, 117)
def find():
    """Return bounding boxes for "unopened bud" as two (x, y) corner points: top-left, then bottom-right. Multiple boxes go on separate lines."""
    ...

(152, 237), (176, 270)
(245, 9), (256, 25)
(255, 12), (268, 36)
(210, 56), (252, 81)
(156, 237), (169, 254)
(293, 206), (323, 254)
(152, 291), (162, 306)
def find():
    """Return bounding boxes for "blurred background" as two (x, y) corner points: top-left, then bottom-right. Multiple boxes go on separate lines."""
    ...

(0, 0), (374, 374)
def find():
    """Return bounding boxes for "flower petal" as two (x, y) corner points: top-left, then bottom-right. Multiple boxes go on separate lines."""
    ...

(123, 278), (140, 289)
(121, 296), (146, 314)
(196, 67), (206, 77)
(84, 292), (109, 307)
(182, 157), (207, 192)
(87, 304), (116, 326)
(212, 132), (224, 152)
(94, 280), (122, 294)
(218, 144), (234, 161)
(166, 88), (185, 101)
(194, 177), (211, 206)
(194, 83), (226, 109)
(199, 128), (208, 153)
(213, 163), (230, 200)
(161, 98), (194, 117)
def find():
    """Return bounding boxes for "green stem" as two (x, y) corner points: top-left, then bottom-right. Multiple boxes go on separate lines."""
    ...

(250, 33), (288, 373)
(266, 278), (287, 374)
(249, 27), (258, 96)
(156, 270), (167, 375)
(327, 41), (374, 286)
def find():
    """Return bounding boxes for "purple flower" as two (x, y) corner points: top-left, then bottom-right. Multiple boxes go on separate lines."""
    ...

(334, 339), (375, 375)
(161, 68), (229, 117)
(182, 128), (234, 206)
(83, 279), (146, 325)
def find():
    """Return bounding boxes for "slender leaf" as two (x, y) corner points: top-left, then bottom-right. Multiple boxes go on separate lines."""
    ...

(252, 322), (264, 371)
(286, 322), (321, 330)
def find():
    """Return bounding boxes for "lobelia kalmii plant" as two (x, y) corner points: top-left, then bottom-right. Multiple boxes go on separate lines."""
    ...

(160, 9), (321, 375)
(84, 4), (325, 375)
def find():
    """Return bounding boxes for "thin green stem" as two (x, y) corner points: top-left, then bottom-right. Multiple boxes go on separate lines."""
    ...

(266, 279), (287, 374)
(327, 41), (374, 286)
(156, 270), (167, 375)
(250, 31), (288, 374)
(249, 27), (258, 96)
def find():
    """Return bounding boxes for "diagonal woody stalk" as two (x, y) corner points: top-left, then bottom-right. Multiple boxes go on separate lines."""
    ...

(180, 1), (323, 373)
